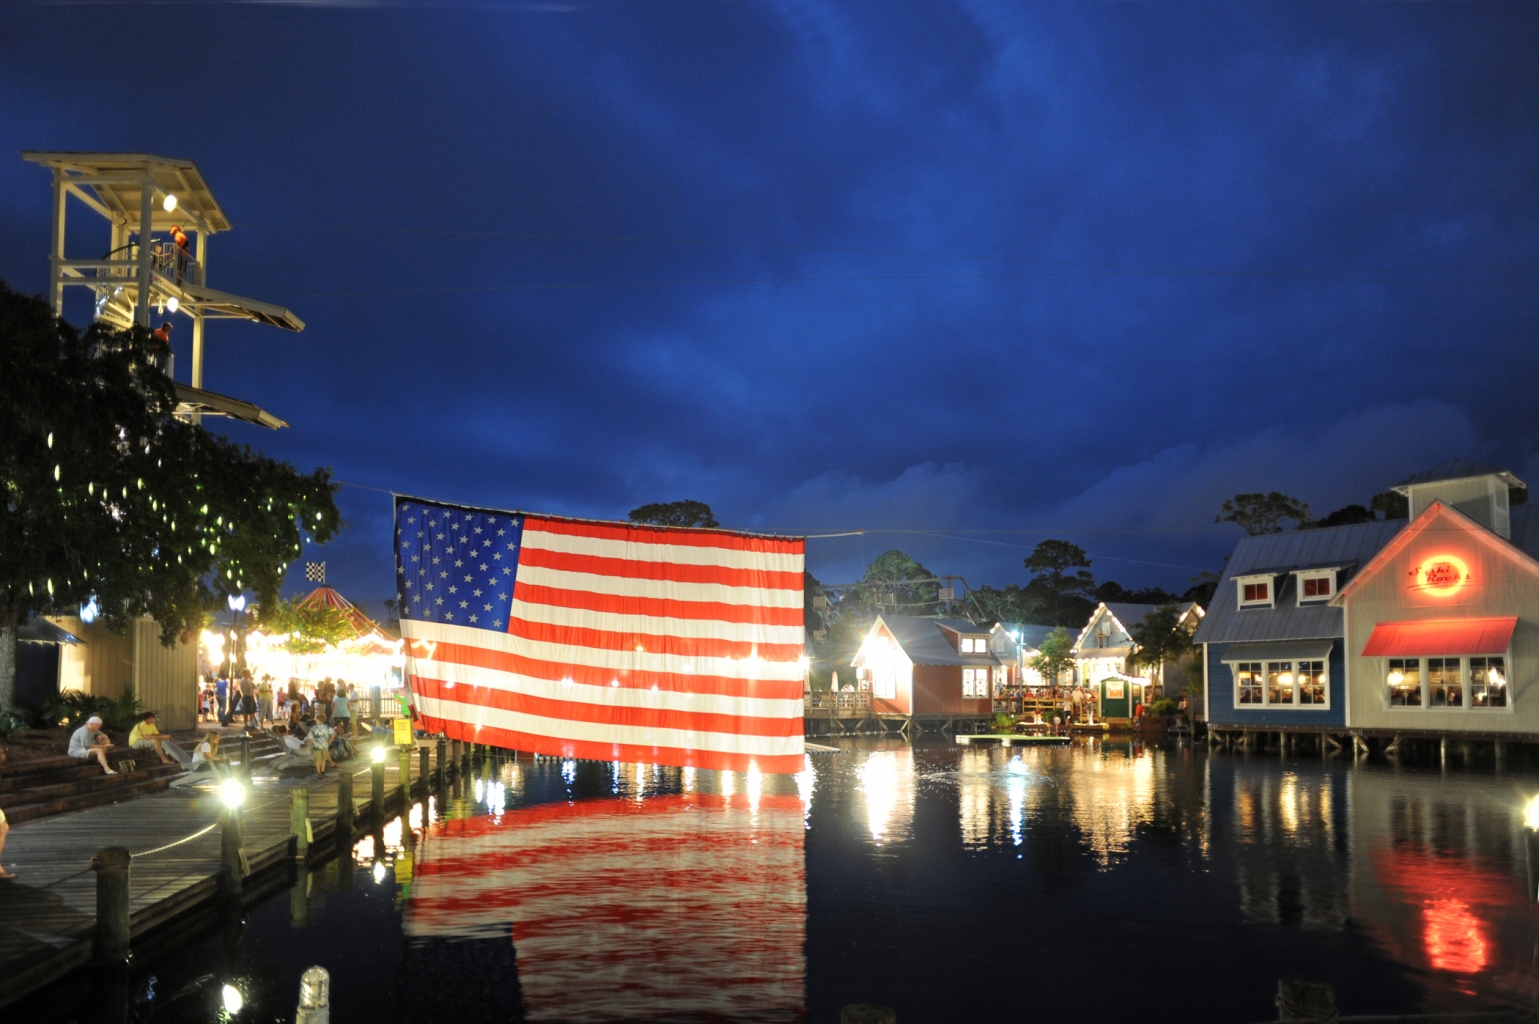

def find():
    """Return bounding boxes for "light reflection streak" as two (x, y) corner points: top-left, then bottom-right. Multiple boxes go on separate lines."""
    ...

(857, 747), (914, 843)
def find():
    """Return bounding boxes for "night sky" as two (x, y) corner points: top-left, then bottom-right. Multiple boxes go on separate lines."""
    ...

(3, 2), (1536, 617)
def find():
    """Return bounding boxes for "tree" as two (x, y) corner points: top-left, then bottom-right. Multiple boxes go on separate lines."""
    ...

(1028, 627), (1076, 688)
(1215, 492), (1312, 535)
(255, 597), (356, 655)
(0, 283), (340, 707)
(1370, 490), (1409, 520)
(1091, 580), (1181, 604)
(628, 500), (719, 528)
(1022, 540), (1097, 627)
(1126, 604), (1195, 686)
(1183, 568), (1223, 608)
(860, 550), (939, 615)
(1308, 503), (1377, 528)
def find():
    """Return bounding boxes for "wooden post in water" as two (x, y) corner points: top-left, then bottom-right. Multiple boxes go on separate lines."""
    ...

(220, 807), (245, 899)
(841, 1006), (896, 1024)
(398, 748), (413, 807)
(291, 788), (311, 860)
(371, 757), (386, 818)
(419, 745), (430, 791)
(1276, 977), (1336, 1022)
(92, 846), (132, 963)
(436, 738), (448, 782)
(290, 863), (311, 929)
(336, 771), (354, 842)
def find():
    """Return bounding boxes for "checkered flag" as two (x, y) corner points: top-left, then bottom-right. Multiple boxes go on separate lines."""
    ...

(304, 561), (326, 584)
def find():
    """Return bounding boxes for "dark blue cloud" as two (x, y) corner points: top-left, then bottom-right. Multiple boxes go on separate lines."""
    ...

(2, 1), (1535, 612)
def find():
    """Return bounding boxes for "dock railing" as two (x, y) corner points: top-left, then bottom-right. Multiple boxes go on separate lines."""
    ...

(805, 691), (872, 712)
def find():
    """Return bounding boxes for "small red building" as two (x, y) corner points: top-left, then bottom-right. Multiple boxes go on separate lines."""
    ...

(851, 616), (1014, 728)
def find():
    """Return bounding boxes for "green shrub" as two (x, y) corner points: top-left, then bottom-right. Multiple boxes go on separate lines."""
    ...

(1148, 698), (1179, 718)
(992, 712), (1013, 732)
(40, 689), (115, 728)
(0, 706), (34, 740)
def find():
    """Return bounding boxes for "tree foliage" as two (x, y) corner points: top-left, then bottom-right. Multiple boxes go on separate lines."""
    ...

(1370, 490), (1410, 519)
(1125, 603), (1195, 677)
(0, 282), (340, 706)
(1027, 626), (1076, 687)
(255, 597), (357, 655)
(1021, 540), (1097, 627)
(1214, 492), (1312, 535)
(859, 550), (940, 615)
(628, 500), (719, 528)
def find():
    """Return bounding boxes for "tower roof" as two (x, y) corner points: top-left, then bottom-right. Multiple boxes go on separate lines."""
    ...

(22, 151), (233, 233)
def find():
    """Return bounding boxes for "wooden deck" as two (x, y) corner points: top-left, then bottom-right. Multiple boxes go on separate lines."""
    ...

(0, 740), (472, 1009)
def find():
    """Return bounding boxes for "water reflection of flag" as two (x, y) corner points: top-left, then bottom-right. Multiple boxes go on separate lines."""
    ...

(404, 794), (807, 1023)
(395, 498), (806, 773)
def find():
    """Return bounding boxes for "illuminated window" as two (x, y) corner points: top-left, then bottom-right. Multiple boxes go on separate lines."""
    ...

(1388, 658), (1422, 706)
(1299, 573), (1334, 601)
(962, 668), (989, 699)
(1298, 661), (1327, 704)
(873, 667), (896, 700)
(1428, 658), (1461, 707)
(960, 636), (987, 654)
(1267, 662), (1296, 704)
(1471, 657), (1507, 708)
(1236, 662), (1263, 704)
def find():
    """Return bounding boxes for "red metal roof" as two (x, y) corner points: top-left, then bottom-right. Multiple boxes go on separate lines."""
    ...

(1361, 616), (1517, 657)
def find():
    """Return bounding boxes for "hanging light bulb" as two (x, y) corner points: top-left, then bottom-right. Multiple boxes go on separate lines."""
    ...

(162, 193), (178, 213)
(166, 296), (179, 313)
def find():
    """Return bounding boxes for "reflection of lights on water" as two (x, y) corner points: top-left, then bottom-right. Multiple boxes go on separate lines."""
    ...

(410, 802), (424, 830)
(1007, 758), (1025, 846)
(794, 757), (815, 822)
(859, 750), (900, 842)
(1423, 898), (1488, 973)
(683, 766), (696, 793)
(561, 759), (577, 784)
(747, 762), (762, 814)
(633, 762), (646, 802)
(1525, 795), (1539, 831)
(486, 780), (506, 814)
(721, 771), (736, 800)
(382, 817), (403, 850)
(474, 778), (485, 802)
(373, 861), (387, 884)
(1279, 775), (1299, 835)
(221, 983), (243, 1014)
(610, 761), (622, 793)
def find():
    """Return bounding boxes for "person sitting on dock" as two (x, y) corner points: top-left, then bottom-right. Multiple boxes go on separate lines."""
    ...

(68, 716), (116, 775)
(128, 712), (190, 768)
(191, 731), (223, 767)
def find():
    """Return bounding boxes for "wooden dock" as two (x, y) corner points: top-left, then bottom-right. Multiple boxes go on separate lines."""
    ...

(0, 737), (480, 1010)
(954, 733), (1072, 746)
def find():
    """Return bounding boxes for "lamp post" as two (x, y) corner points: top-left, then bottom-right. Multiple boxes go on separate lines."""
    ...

(228, 593), (248, 676)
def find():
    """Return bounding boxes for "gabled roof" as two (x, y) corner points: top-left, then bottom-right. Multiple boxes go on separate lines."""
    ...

(860, 615), (1002, 667)
(1393, 460), (1525, 493)
(1074, 601), (1198, 651)
(1193, 518), (1404, 645)
(1332, 501), (1539, 604)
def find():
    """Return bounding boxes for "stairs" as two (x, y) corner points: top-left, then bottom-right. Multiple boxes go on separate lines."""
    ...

(0, 732), (285, 825)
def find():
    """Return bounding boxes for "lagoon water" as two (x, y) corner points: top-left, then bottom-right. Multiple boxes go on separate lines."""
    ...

(35, 738), (1539, 1023)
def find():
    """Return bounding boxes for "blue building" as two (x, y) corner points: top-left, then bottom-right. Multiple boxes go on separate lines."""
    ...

(1195, 519), (1404, 734)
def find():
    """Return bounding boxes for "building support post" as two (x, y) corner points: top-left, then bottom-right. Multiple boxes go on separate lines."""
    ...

(136, 170), (154, 327)
(50, 170), (67, 315)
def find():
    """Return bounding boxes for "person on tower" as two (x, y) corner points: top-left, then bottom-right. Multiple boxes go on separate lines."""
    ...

(151, 321), (173, 374)
(169, 224), (190, 282)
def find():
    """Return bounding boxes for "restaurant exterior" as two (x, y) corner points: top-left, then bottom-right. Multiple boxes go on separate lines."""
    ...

(1198, 462), (1539, 747)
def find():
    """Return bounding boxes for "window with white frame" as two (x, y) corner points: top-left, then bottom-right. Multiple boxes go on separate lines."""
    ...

(960, 636), (988, 654)
(1298, 572), (1335, 603)
(962, 667), (989, 699)
(1383, 656), (1510, 710)
(1231, 658), (1330, 708)
(1236, 576), (1275, 609)
(872, 666), (896, 700)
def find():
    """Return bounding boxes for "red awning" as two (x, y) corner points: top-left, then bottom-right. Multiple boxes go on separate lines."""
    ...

(1361, 617), (1517, 658)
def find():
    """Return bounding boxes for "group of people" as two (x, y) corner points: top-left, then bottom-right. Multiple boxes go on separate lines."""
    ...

(200, 674), (367, 734)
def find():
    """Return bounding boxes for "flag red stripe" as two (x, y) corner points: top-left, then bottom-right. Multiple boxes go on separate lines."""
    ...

(526, 514), (804, 556)
(507, 616), (803, 661)
(417, 640), (805, 699)
(514, 581), (804, 627)
(516, 545), (803, 592)
(421, 712), (805, 773)
(414, 676), (804, 736)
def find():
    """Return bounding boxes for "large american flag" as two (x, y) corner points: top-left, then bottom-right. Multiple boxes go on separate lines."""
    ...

(394, 498), (807, 773)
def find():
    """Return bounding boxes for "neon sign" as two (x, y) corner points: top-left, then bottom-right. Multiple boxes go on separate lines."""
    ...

(1410, 554), (1471, 597)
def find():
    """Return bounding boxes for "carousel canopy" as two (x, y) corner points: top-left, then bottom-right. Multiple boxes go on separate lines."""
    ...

(296, 585), (395, 644)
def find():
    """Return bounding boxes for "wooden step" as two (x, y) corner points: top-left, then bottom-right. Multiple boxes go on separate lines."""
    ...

(1, 772), (184, 824)
(0, 761), (184, 810)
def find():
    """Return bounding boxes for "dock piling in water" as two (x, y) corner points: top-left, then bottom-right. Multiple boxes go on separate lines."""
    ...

(92, 846), (131, 963)
(398, 749), (413, 805)
(220, 808), (244, 899)
(336, 771), (354, 840)
(841, 1005), (896, 1024)
(1276, 977), (1336, 1022)
(291, 788), (310, 860)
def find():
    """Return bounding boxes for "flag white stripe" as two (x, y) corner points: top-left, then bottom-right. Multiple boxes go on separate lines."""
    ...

(510, 599), (804, 646)
(521, 527), (804, 573)
(415, 694), (803, 756)
(401, 620), (804, 680)
(516, 563), (803, 609)
(408, 658), (803, 718)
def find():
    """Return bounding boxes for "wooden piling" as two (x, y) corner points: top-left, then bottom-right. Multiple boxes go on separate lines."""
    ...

(220, 808), (244, 899)
(436, 738), (448, 781)
(291, 788), (311, 860)
(92, 846), (132, 963)
(418, 745), (430, 790)
(841, 1006), (896, 1024)
(1276, 977), (1336, 1022)
(371, 759), (386, 817)
(398, 748), (413, 805)
(336, 771), (354, 841)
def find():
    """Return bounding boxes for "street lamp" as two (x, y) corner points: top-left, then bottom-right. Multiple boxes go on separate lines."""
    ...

(228, 594), (247, 675)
